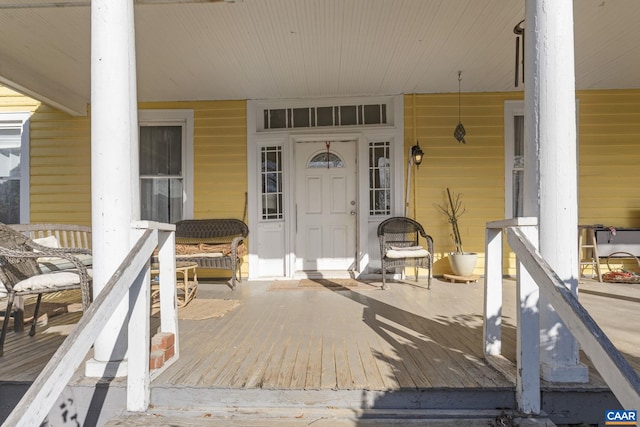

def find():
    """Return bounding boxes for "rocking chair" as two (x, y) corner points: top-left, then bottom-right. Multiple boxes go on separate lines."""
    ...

(0, 222), (92, 356)
(377, 217), (434, 289)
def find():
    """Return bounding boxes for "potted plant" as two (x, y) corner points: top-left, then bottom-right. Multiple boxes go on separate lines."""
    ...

(436, 188), (478, 277)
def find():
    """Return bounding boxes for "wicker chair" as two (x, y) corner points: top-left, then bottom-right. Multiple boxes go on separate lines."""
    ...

(377, 217), (434, 290)
(0, 223), (92, 356)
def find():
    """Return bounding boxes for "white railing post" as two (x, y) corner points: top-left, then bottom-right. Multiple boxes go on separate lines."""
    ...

(156, 228), (178, 355)
(485, 218), (540, 415)
(128, 221), (177, 412)
(513, 221), (540, 414)
(126, 230), (152, 412)
(126, 224), (156, 412)
(484, 222), (504, 356)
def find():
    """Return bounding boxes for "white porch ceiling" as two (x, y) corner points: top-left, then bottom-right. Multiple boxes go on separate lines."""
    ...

(0, 0), (639, 115)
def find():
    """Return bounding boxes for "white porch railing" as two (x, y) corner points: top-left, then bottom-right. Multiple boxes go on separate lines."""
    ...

(484, 218), (640, 414)
(2, 221), (178, 427)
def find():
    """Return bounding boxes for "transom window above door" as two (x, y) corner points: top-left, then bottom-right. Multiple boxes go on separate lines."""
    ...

(260, 103), (389, 130)
(308, 152), (344, 168)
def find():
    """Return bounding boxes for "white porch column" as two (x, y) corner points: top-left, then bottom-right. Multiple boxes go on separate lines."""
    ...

(86, 0), (140, 377)
(524, 0), (587, 382)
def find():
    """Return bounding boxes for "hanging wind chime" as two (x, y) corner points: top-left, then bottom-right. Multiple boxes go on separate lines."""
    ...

(514, 19), (525, 87)
(453, 71), (466, 144)
(325, 141), (331, 168)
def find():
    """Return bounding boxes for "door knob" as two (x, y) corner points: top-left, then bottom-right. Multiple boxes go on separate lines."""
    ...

(350, 210), (356, 215)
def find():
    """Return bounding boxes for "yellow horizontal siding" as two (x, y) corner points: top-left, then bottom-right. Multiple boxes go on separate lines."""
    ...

(405, 92), (520, 276)
(577, 89), (640, 229)
(13, 83), (640, 278)
(29, 104), (92, 225)
(192, 101), (247, 221)
(28, 99), (248, 228)
(0, 86), (40, 112)
(406, 89), (640, 276)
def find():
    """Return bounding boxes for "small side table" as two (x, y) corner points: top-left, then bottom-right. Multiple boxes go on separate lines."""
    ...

(578, 225), (602, 282)
(151, 262), (198, 308)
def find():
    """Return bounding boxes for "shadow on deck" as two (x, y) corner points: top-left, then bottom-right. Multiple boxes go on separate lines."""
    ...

(0, 277), (637, 426)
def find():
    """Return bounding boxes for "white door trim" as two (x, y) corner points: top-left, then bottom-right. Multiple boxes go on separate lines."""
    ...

(246, 95), (405, 280)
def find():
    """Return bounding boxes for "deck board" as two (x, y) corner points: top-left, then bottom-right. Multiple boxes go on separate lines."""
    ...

(368, 330), (403, 389)
(304, 335), (323, 389)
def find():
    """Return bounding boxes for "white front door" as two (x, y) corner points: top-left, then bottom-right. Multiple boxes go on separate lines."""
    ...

(295, 140), (357, 272)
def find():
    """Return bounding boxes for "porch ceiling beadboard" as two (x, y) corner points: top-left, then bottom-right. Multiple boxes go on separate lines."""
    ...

(1, 1), (640, 115)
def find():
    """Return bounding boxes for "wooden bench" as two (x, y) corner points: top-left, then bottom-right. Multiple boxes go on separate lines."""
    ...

(10, 223), (92, 274)
(173, 219), (249, 290)
(10, 223), (91, 251)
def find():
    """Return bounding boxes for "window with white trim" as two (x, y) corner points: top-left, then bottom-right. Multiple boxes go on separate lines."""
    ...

(368, 141), (391, 215)
(0, 113), (29, 224)
(262, 103), (387, 130)
(261, 146), (283, 220)
(504, 102), (524, 218)
(511, 115), (525, 217)
(504, 100), (578, 218)
(139, 110), (193, 223)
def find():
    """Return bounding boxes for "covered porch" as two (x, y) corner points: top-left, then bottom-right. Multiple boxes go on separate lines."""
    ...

(1, 276), (637, 425)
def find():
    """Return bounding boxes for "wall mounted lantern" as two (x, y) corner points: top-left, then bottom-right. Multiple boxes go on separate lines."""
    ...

(411, 142), (424, 167)
(405, 141), (424, 216)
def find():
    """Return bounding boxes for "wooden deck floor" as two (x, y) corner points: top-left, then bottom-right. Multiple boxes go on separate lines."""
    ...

(156, 279), (512, 391)
(1, 277), (639, 393)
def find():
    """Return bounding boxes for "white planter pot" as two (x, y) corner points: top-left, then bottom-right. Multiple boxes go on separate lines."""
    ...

(448, 252), (478, 277)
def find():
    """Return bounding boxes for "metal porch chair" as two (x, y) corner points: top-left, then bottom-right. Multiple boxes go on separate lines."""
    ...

(377, 217), (434, 290)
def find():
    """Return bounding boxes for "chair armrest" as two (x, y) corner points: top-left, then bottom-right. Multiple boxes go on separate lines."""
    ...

(0, 246), (92, 305)
(0, 246), (90, 275)
(423, 234), (434, 255)
(230, 236), (246, 258)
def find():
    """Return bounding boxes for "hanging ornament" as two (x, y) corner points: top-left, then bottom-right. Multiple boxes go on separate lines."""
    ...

(453, 71), (466, 144)
(325, 141), (331, 169)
